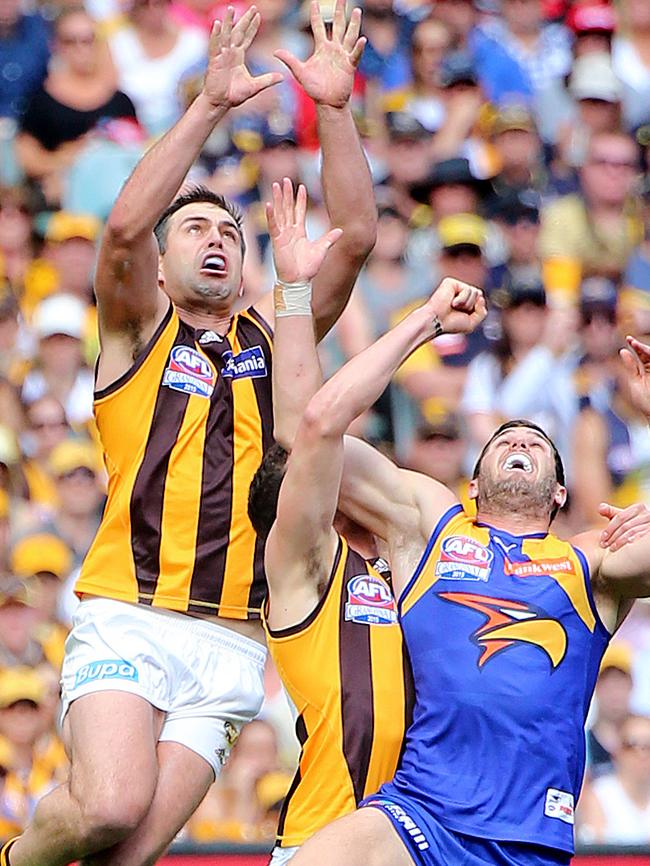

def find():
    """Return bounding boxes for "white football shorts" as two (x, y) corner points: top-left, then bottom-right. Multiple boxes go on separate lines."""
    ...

(269, 845), (300, 865)
(60, 596), (266, 777)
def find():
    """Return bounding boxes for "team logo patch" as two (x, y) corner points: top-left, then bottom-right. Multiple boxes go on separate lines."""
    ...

(435, 536), (493, 582)
(438, 591), (568, 670)
(221, 346), (268, 380)
(345, 574), (397, 625)
(504, 557), (576, 578)
(163, 346), (215, 397)
(545, 788), (574, 825)
(73, 659), (138, 689)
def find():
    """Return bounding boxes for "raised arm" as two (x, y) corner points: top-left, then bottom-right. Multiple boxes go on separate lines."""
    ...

(95, 7), (282, 368)
(255, 0), (376, 338)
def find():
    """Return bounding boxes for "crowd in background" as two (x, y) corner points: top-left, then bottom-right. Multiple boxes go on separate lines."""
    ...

(1, 0), (650, 849)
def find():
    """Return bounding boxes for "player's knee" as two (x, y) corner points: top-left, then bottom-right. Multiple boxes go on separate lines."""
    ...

(78, 790), (152, 847)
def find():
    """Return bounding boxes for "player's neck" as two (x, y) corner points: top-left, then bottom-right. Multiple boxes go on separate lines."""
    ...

(173, 302), (235, 335)
(475, 509), (550, 537)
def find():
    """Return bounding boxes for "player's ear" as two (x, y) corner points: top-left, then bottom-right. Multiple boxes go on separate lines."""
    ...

(238, 278), (244, 298)
(157, 258), (165, 290)
(554, 484), (567, 510)
(468, 478), (479, 500)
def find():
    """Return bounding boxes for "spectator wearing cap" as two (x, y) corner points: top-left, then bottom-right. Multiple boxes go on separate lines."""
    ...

(484, 104), (545, 206)
(585, 643), (634, 779)
(0, 0), (50, 121)
(556, 53), (623, 172)
(613, 0), (650, 132)
(461, 275), (577, 469)
(573, 276), (620, 409)
(376, 112), (436, 224)
(489, 189), (542, 289)
(109, 0), (207, 138)
(0, 579), (43, 668)
(471, 0), (572, 140)
(40, 212), (101, 310)
(38, 439), (104, 567)
(21, 397), (71, 510)
(21, 293), (94, 428)
(0, 666), (67, 837)
(566, 2), (616, 59)
(357, 0), (423, 96)
(540, 130), (641, 301)
(578, 713), (650, 844)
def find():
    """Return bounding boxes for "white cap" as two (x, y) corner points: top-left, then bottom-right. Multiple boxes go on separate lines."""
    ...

(570, 53), (622, 103)
(33, 293), (86, 340)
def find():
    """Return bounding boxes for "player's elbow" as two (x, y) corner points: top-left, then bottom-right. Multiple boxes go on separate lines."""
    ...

(341, 213), (377, 262)
(105, 208), (150, 248)
(301, 394), (343, 441)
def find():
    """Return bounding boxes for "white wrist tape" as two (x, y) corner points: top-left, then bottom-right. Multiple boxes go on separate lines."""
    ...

(274, 278), (313, 317)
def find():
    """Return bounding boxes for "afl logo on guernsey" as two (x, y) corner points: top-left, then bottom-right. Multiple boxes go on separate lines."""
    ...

(163, 347), (215, 398)
(436, 536), (493, 582)
(345, 574), (397, 625)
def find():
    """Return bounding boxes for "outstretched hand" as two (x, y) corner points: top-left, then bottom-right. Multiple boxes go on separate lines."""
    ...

(267, 178), (343, 284)
(274, 0), (365, 108)
(599, 501), (650, 552)
(203, 6), (283, 110)
(620, 335), (650, 419)
(425, 277), (487, 336)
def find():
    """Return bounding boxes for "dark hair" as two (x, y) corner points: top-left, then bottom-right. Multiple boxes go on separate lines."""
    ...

(472, 420), (566, 519)
(248, 444), (289, 541)
(153, 186), (246, 256)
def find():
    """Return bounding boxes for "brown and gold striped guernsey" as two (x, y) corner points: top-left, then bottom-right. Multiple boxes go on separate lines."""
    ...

(263, 536), (414, 848)
(76, 303), (273, 619)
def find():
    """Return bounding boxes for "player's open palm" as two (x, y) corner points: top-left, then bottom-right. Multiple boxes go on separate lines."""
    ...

(204, 6), (283, 109)
(267, 178), (343, 284)
(426, 277), (487, 335)
(621, 335), (650, 418)
(274, 0), (365, 108)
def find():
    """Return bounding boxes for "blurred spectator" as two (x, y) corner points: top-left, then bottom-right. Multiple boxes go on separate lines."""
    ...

(566, 2), (616, 59)
(22, 294), (94, 427)
(40, 212), (100, 309)
(0, 578), (46, 668)
(540, 131), (641, 302)
(378, 111), (436, 223)
(586, 643), (634, 779)
(38, 440), (104, 566)
(485, 104), (545, 206)
(489, 188), (542, 288)
(0, 186), (37, 297)
(461, 277), (577, 466)
(620, 174), (650, 336)
(572, 276), (620, 411)
(612, 0), (650, 132)
(403, 412), (473, 510)
(110, 0), (207, 137)
(358, 0), (421, 96)
(0, 667), (67, 838)
(433, 51), (487, 164)
(187, 719), (291, 843)
(432, 0), (477, 51)
(0, 294), (30, 426)
(16, 8), (138, 205)
(556, 52), (622, 174)
(578, 713), (650, 844)
(0, 0), (50, 120)
(21, 397), (71, 509)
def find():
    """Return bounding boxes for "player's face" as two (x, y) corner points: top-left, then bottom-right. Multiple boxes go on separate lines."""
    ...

(160, 203), (244, 309)
(471, 427), (566, 519)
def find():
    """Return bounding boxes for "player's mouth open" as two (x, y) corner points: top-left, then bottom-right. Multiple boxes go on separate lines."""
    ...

(200, 253), (227, 275)
(503, 453), (533, 473)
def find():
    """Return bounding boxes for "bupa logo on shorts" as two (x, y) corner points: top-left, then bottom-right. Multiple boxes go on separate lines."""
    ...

(370, 799), (430, 851)
(221, 346), (268, 380)
(345, 574), (397, 626)
(435, 535), (493, 582)
(73, 659), (139, 689)
(544, 788), (574, 825)
(163, 346), (215, 398)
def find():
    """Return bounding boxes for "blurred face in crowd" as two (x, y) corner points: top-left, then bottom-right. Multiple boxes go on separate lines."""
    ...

(500, 215), (539, 265)
(229, 719), (278, 779)
(411, 20), (452, 88)
(29, 573), (63, 624)
(438, 245), (486, 288)
(406, 431), (466, 486)
(386, 137), (431, 185)
(581, 133), (638, 209)
(257, 142), (300, 187)
(130, 0), (171, 29)
(159, 203), (245, 309)
(433, 0), (476, 44)
(502, 299), (547, 351)
(574, 32), (613, 58)
(0, 304), (19, 353)
(501, 0), (542, 36)
(46, 237), (96, 301)
(38, 334), (83, 377)
(623, 0), (650, 31)
(429, 183), (479, 219)
(0, 700), (44, 748)
(579, 306), (619, 362)
(616, 715), (650, 784)
(55, 11), (99, 77)
(373, 210), (409, 262)
(595, 667), (632, 725)
(56, 466), (103, 518)
(578, 98), (621, 136)
(495, 129), (539, 179)
(0, 196), (31, 254)
(26, 397), (69, 459)
(0, 600), (37, 655)
(0, 0), (21, 30)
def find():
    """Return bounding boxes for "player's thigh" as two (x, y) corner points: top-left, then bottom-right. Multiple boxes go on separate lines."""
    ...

(64, 690), (163, 815)
(291, 808), (414, 866)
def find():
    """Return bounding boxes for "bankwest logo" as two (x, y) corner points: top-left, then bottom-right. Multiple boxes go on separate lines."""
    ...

(504, 557), (575, 578)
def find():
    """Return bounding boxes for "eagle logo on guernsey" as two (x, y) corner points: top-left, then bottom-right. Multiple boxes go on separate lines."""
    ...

(221, 346), (268, 380)
(438, 591), (567, 669)
(163, 346), (215, 398)
(435, 536), (493, 582)
(345, 574), (397, 626)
